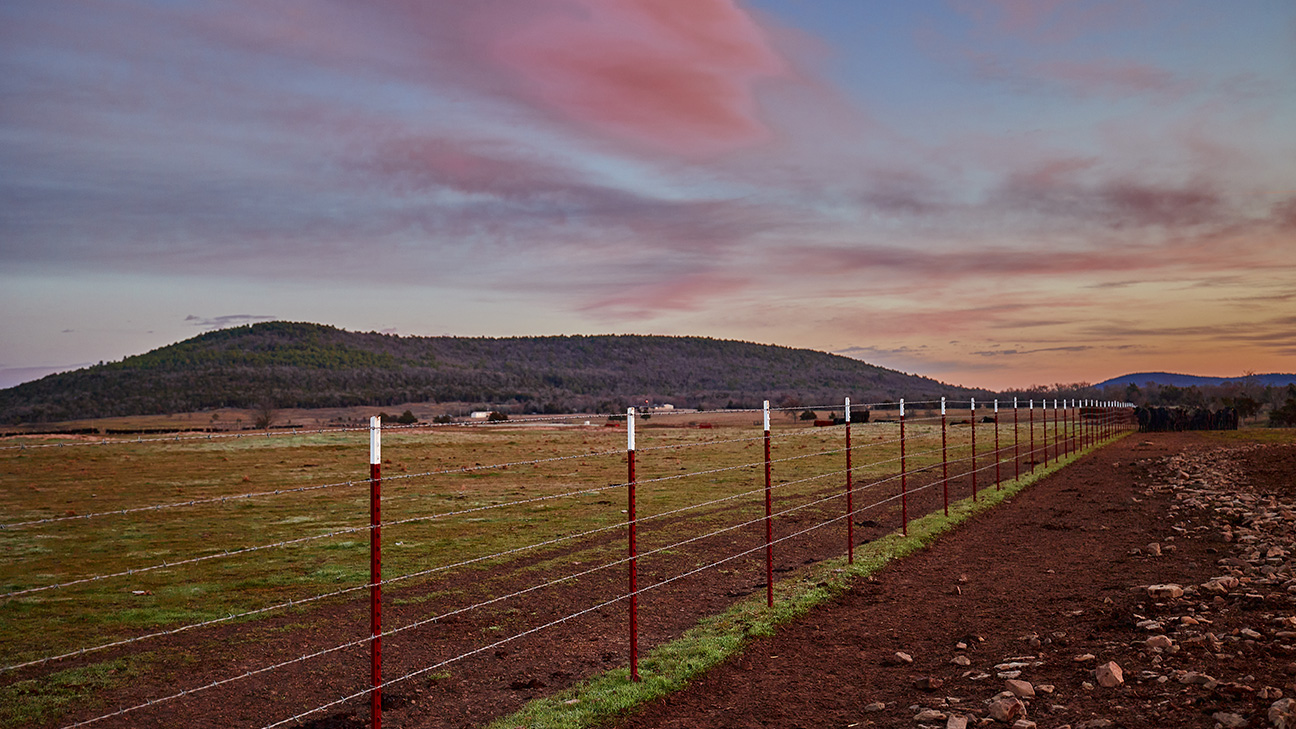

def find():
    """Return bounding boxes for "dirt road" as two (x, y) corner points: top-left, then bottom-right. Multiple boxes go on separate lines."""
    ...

(610, 432), (1296, 729)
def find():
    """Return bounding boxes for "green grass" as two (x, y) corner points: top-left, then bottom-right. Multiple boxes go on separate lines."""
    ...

(1203, 427), (1296, 445)
(485, 436), (1124, 729)
(0, 655), (151, 728)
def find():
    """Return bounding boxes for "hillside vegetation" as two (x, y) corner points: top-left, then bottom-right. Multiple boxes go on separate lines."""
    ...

(0, 322), (972, 423)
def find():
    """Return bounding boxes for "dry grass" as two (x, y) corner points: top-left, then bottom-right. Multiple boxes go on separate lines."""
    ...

(0, 407), (1073, 725)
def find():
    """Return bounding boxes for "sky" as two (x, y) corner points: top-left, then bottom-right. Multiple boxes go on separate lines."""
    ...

(2, 0), (1294, 392)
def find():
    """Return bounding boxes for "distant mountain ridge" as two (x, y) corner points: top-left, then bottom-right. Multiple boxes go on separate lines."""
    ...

(1096, 372), (1296, 389)
(0, 322), (977, 424)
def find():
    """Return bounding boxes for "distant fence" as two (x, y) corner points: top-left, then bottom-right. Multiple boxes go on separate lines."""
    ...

(0, 398), (1136, 729)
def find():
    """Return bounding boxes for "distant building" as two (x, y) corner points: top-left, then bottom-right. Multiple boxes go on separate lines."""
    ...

(469, 411), (492, 419)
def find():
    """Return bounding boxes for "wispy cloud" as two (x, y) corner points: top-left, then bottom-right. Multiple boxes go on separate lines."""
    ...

(491, 0), (791, 156)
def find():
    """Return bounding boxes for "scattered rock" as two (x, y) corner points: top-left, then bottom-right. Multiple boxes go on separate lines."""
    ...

(1272, 698), (1296, 729)
(1146, 635), (1174, 650)
(951, 655), (972, 666)
(1011, 721), (1036, 729)
(914, 708), (947, 722)
(1005, 679), (1035, 698)
(889, 651), (914, 665)
(945, 715), (969, 729)
(864, 701), (886, 712)
(1147, 584), (1183, 599)
(1211, 712), (1246, 728)
(1073, 653), (1096, 663)
(987, 697), (1026, 723)
(914, 676), (944, 691)
(1095, 661), (1124, 688)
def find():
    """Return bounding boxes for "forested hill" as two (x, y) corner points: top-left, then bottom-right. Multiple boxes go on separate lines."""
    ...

(0, 322), (974, 423)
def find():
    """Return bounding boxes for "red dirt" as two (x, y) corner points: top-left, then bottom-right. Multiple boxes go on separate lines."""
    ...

(612, 432), (1296, 729)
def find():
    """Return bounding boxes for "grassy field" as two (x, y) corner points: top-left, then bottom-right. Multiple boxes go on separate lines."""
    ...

(0, 406), (1080, 726)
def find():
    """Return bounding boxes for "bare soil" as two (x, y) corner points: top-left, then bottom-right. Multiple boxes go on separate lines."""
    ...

(612, 431), (1296, 729)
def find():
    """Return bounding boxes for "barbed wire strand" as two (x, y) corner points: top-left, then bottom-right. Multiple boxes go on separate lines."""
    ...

(260, 483), (927, 729)
(53, 463), (923, 728)
(16, 417), (1074, 672)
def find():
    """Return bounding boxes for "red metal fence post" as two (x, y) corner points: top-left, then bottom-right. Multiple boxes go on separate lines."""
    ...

(1047, 399), (1054, 467)
(941, 397), (948, 517)
(1055, 399), (1062, 464)
(900, 399), (908, 535)
(845, 397), (854, 564)
(1088, 400), (1094, 447)
(1082, 401), (1086, 448)
(1013, 397), (1019, 482)
(369, 416), (382, 729)
(764, 400), (773, 608)
(1029, 400), (1035, 472)
(626, 408), (640, 682)
(994, 399), (1001, 490)
(1067, 396), (1078, 454)
(1060, 399), (1066, 457)
(1071, 399), (1077, 455)
(970, 397), (977, 501)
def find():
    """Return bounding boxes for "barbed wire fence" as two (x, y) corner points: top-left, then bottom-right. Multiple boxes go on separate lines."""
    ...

(0, 398), (1136, 728)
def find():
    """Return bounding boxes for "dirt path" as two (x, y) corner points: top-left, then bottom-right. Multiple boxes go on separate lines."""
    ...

(609, 431), (1296, 729)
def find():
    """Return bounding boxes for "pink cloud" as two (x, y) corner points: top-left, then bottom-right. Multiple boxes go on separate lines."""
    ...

(963, 51), (1191, 100)
(577, 272), (751, 320)
(1037, 59), (1189, 99)
(1272, 197), (1296, 231)
(951, 0), (1143, 44)
(489, 0), (790, 156)
(364, 136), (574, 196)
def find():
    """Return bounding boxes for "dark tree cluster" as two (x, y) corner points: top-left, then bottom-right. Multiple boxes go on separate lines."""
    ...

(1136, 406), (1240, 432)
(0, 322), (975, 424)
